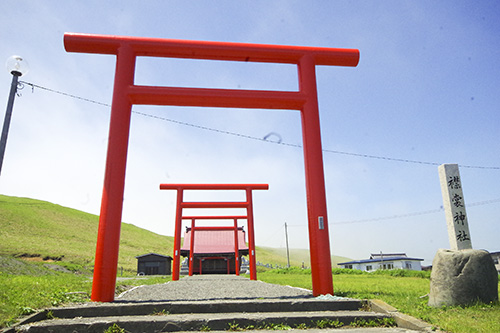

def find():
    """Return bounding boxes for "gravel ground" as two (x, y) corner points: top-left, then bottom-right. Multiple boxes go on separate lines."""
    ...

(116, 275), (313, 302)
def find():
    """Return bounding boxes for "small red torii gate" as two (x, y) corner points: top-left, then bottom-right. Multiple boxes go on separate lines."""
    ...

(64, 33), (359, 302)
(183, 216), (249, 277)
(160, 183), (268, 281)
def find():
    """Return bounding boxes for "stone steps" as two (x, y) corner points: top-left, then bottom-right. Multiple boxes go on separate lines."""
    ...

(10, 299), (396, 332)
(8, 275), (433, 332)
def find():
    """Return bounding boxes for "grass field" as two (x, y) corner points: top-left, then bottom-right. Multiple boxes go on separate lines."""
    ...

(0, 260), (171, 328)
(2, 265), (499, 331)
(2, 194), (499, 331)
(259, 268), (500, 333)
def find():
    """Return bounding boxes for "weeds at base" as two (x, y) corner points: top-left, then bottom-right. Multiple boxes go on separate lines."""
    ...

(313, 319), (343, 329)
(150, 309), (170, 316)
(103, 323), (126, 333)
(225, 317), (396, 331)
(45, 310), (56, 320)
(351, 317), (396, 328)
(227, 321), (294, 331)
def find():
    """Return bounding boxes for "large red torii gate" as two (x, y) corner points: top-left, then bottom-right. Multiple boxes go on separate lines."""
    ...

(64, 33), (359, 302)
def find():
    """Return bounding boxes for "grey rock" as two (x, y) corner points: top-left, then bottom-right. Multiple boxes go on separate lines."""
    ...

(428, 249), (498, 307)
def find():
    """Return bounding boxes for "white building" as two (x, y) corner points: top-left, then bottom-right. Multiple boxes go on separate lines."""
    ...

(338, 253), (424, 272)
(490, 251), (500, 273)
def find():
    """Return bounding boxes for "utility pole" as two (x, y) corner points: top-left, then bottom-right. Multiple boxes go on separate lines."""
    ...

(285, 222), (290, 268)
(1, 56), (28, 178)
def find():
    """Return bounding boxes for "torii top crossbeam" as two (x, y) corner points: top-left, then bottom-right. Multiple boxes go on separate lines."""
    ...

(64, 33), (358, 110)
(64, 33), (359, 302)
(64, 33), (358, 65)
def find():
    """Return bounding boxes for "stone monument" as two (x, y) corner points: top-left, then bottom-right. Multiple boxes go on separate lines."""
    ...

(438, 163), (472, 250)
(428, 164), (498, 307)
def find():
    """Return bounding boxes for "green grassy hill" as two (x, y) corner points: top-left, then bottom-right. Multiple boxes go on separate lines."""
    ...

(0, 195), (173, 274)
(255, 247), (351, 268)
(0, 195), (350, 273)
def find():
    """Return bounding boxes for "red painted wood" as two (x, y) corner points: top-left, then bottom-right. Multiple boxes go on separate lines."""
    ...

(64, 32), (359, 301)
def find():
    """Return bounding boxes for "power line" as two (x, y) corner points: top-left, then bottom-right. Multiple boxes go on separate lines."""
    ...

(261, 223), (285, 246)
(331, 198), (500, 225)
(332, 208), (444, 225)
(20, 81), (111, 107)
(19, 80), (500, 170)
(273, 198), (500, 226)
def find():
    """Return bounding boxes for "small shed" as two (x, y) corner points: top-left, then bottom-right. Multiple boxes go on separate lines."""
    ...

(136, 253), (173, 275)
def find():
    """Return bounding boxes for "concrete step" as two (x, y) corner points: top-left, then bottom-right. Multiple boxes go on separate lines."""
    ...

(14, 310), (393, 332)
(44, 299), (366, 319)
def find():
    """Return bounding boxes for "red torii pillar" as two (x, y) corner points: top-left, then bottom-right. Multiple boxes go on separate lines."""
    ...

(160, 183), (268, 281)
(64, 33), (359, 302)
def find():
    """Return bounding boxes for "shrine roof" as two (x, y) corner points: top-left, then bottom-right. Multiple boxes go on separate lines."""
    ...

(181, 227), (249, 256)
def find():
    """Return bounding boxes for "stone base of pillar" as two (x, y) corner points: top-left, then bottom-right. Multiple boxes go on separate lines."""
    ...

(428, 249), (498, 307)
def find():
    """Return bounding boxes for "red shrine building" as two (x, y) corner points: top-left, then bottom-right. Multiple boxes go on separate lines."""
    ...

(180, 226), (249, 274)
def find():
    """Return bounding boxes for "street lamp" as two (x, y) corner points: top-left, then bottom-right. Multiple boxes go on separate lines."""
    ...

(0, 55), (29, 178)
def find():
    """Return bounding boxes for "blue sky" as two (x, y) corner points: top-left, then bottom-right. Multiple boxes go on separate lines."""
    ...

(1, 1), (499, 265)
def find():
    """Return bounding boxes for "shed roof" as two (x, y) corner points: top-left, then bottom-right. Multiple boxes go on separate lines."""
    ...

(181, 227), (249, 256)
(135, 253), (173, 259)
